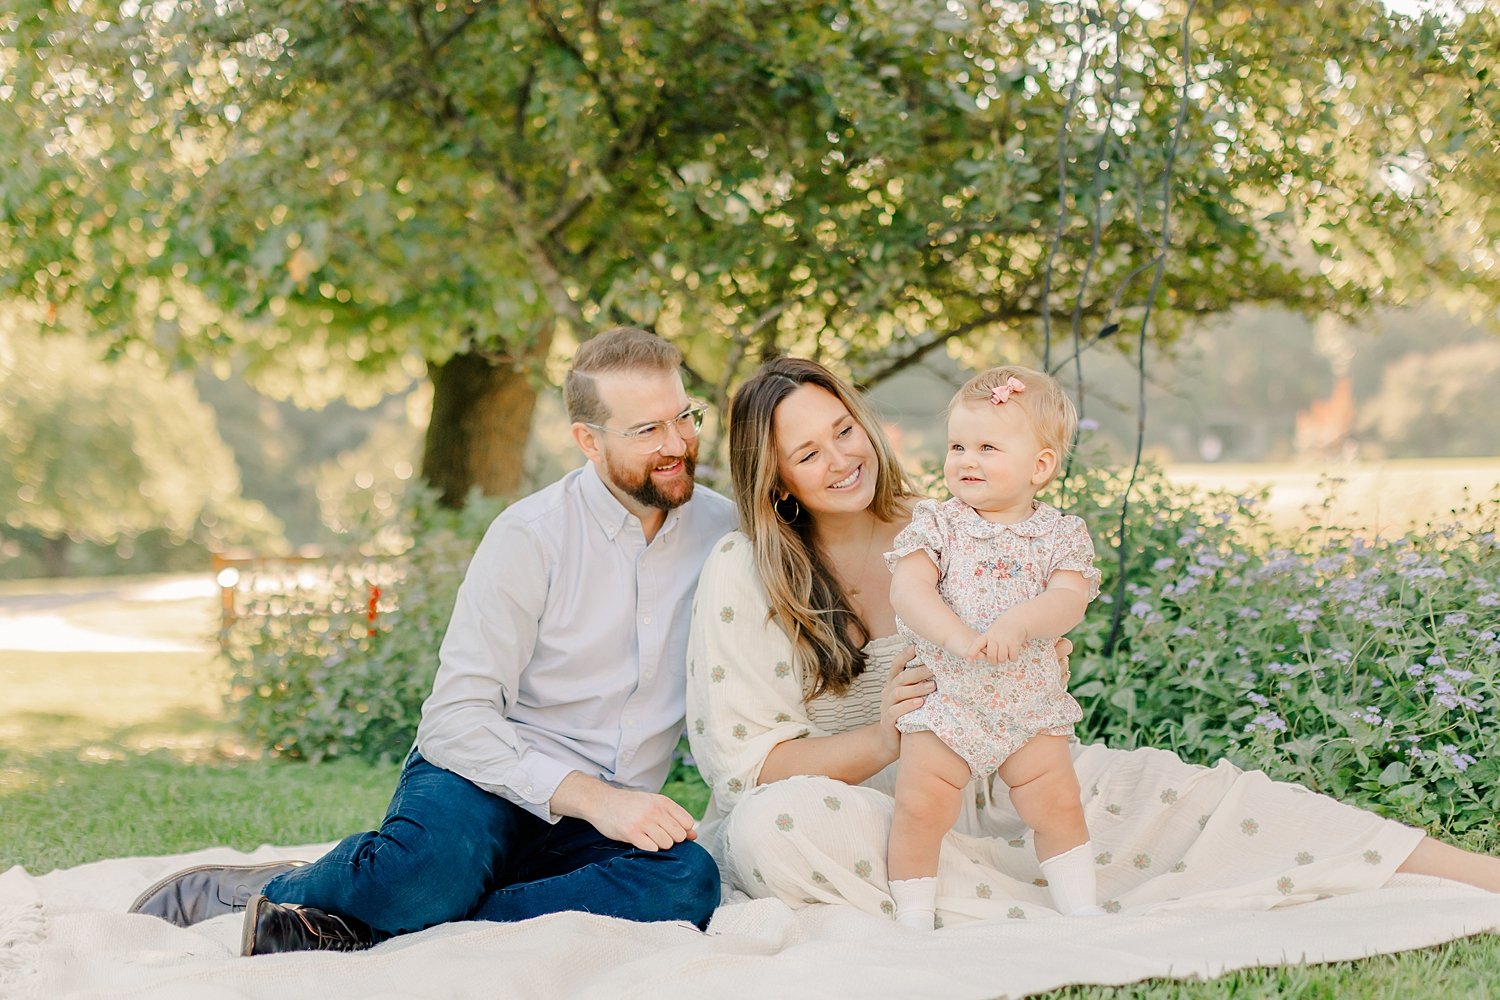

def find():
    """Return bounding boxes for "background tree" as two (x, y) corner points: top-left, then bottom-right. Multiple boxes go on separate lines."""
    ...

(0, 319), (280, 575)
(3, 1), (1495, 505)
(1358, 339), (1500, 457)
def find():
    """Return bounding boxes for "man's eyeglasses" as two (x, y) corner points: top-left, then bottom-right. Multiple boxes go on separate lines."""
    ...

(585, 404), (707, 453)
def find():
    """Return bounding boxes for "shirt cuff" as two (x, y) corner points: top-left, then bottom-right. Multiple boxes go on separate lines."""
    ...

(510, 753), (577, 823)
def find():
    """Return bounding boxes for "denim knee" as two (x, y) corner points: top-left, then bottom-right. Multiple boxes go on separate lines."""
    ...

(651, 839), (721, 929)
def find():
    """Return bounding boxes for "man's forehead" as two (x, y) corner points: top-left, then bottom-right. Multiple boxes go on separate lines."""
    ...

(593, 368), (688, 420)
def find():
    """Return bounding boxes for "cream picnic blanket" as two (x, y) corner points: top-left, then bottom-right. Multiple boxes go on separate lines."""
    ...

(3, 843), (1499, 999)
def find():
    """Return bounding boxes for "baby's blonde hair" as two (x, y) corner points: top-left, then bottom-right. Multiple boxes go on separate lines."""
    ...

(949, 365), (1077, 488)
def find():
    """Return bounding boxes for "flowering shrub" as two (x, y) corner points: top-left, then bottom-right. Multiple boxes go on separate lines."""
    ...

(1058, 466), (1498, 844)
(223, 487), (508, 762)
(226, 461), (1496, 849)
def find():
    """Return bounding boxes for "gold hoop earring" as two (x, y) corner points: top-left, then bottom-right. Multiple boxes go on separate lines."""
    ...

(774, 495), (801, 525)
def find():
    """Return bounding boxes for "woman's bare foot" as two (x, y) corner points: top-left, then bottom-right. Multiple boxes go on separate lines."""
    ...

(1396, 838), (1500, 892)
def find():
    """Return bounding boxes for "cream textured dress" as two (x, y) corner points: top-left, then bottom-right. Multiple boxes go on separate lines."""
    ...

(685, 532), (1425, 925)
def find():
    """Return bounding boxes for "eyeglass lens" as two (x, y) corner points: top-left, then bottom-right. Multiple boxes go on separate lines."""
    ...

(631, 407), (704, 449)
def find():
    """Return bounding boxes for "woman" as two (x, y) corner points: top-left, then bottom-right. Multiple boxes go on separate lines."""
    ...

(685, 356), (1499, 925)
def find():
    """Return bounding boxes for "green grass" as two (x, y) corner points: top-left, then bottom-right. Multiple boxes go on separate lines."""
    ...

(0, 650), (226, 750)
(2, 573), (1497, 996)
(1050, 939), (1500, 999)
(0, 744), (397, 873)
(0, 587), (405, 872)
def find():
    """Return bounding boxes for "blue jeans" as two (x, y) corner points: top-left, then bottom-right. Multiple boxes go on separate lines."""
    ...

(263, 750), (720, 939)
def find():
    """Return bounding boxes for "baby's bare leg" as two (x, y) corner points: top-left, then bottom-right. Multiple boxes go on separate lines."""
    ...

(887, 731), (970, 928)
(888, 731), (971, 881)
(996, 734), (1087, 860)
(998, 735), (1101, 915)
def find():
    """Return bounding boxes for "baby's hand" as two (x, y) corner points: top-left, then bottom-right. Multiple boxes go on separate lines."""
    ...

(964, 618), (1027, 664)
(944, 626), (983, 661)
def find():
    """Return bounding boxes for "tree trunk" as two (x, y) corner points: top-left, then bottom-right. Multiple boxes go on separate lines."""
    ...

(421, 332), (555, 508)
(41, 534), (70, 577)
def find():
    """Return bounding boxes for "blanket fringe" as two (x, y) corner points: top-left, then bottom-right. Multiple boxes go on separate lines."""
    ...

(0, 891), (45, 1000)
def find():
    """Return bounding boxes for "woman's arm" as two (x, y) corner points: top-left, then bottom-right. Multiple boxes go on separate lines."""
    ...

(686, 535), (933, 802)
(758, 650), (933, 785)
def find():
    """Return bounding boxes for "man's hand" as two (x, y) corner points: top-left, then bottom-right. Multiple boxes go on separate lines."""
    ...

(550, 771), (697, 851)
(592, 786), (699, 851)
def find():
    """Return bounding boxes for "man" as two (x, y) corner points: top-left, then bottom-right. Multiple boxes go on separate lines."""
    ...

(129, 327), (737, 955)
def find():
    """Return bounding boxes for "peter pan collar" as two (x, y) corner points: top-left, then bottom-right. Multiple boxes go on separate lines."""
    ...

(948, 497), (1060, 540)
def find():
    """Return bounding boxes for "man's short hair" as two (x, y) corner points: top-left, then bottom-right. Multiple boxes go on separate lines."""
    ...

(563, 327), (683, 425)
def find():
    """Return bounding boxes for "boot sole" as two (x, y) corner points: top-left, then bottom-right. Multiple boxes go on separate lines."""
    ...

(127, 860), (307, 916)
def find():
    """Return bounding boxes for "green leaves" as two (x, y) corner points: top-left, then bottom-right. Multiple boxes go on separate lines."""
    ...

(0, 323), (278, 562)
(223, 486), (508, 762)
(1064, 460), (1500, 841)
(4, 0), (1496, 496)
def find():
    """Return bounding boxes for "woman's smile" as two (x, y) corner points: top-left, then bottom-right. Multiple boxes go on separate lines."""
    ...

(829, 466), (863, 490)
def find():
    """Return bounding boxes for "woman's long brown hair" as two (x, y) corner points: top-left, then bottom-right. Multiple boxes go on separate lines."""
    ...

(727, 357), (915, 699)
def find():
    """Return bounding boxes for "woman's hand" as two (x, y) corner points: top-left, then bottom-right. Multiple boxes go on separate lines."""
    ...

(879, 646), (934, 759)
(1056, 636), (1074, 687)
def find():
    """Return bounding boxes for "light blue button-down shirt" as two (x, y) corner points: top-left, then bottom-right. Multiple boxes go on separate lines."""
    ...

(415, 462), (736, 821)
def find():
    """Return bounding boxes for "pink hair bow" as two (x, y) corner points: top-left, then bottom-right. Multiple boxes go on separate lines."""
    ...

(990, 376), (1026, 404)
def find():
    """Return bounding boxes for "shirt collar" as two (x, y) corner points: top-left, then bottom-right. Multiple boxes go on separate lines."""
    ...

(952, 497), (1060, 539)
(579, 461), (683, 541)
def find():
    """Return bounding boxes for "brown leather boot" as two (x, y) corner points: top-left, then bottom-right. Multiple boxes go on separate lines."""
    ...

(241, 894), (374, 957)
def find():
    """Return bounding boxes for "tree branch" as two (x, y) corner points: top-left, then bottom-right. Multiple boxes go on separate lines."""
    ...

(526, 0), (622, 129)
(713, 300), (787, 410)
(406, 1), (435, 58)
(432, 5), (487, 53)
(541, 108), (662, 237)
(1104, 0), (1197, 657)
(850, 307), (1019, 387)
(1066, 25), (1125, 422)
(1038, 2), (1090, 371)
(514, 61), (535, 138)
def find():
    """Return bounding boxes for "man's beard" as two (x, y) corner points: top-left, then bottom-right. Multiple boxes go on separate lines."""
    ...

(605, 446), (698, 511)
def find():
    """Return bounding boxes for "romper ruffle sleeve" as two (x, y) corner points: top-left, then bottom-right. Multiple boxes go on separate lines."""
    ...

(883, 498), (947, 573)
(1049, 512), (1102, 602)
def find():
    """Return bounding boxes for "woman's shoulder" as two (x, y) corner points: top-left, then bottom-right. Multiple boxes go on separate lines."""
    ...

(705, 529), (752, 558)
(698, 529), (759, 581)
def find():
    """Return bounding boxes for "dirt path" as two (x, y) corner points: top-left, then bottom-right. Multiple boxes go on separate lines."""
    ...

(0, 574), (218, 653)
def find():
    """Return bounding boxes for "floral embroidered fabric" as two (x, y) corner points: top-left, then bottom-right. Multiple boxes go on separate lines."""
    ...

(886, 498), (1102, 776)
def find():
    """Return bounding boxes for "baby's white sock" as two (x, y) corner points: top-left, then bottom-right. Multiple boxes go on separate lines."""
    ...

(888, 876), (938, 930)
(1039, 842), (1104, 915)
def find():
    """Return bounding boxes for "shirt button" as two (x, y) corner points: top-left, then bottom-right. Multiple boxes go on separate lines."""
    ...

(524, 785), (534, 794)
(642, 616), (652, 625)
